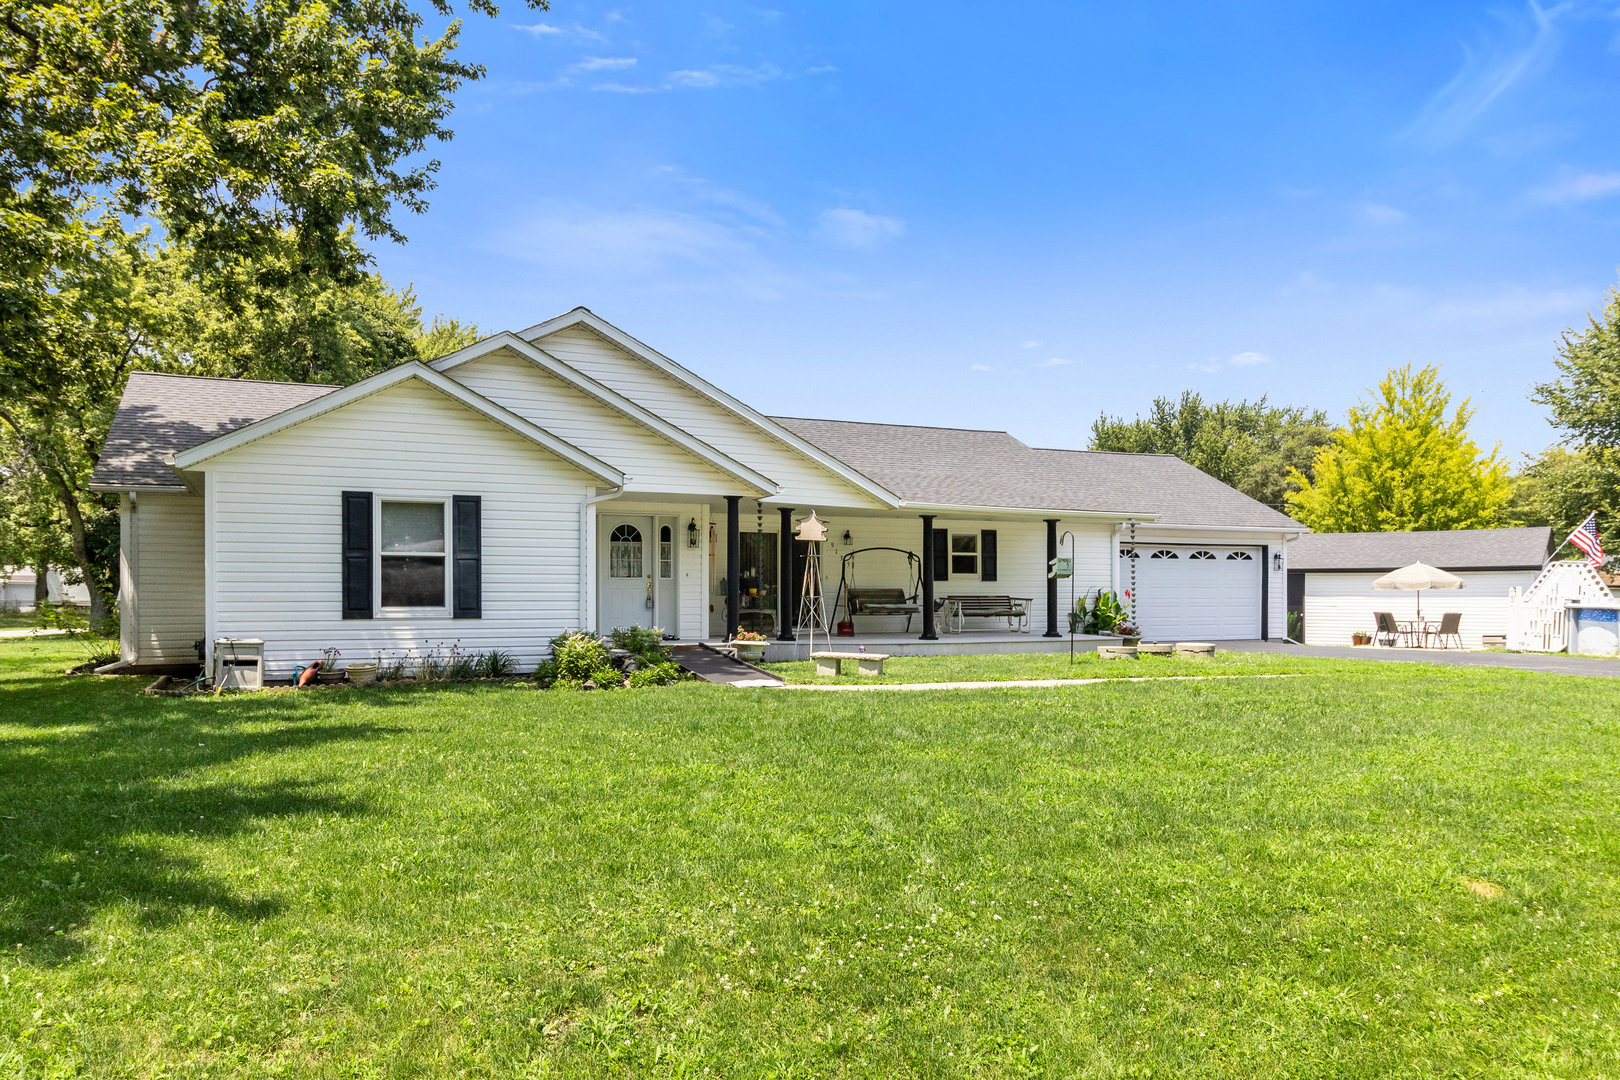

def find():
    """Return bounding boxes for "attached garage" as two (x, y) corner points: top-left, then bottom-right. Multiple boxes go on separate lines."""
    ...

(1124, 544), (1265, 641)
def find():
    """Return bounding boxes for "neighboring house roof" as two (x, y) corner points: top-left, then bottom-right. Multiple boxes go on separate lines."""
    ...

(90, 372), (337, 491)
(771, 416), (1302, 528)
(1287, 527), (1554, 573)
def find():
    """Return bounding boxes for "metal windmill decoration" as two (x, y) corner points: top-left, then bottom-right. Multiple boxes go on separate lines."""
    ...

(794, 511), (831, 654)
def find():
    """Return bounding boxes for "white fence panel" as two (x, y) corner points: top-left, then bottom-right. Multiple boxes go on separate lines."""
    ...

(1506, 562), (1613, 653)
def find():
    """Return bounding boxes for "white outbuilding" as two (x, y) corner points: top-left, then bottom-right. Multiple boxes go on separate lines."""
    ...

(1286, 527), (1554, 649)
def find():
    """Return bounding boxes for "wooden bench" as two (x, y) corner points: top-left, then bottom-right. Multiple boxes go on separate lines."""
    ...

(811, 651), (890, 677)
(844, 587), (922, 631)
(939, 594), (1032, 634)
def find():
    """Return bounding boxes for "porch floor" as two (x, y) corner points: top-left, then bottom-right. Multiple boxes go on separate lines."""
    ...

(691, 631), (1113, 663)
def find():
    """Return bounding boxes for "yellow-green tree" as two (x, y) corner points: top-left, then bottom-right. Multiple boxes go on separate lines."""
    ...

(1286, 365), (1509, 532)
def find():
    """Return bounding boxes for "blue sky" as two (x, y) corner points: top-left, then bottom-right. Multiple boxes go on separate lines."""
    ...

(374, 1), (1620, 461)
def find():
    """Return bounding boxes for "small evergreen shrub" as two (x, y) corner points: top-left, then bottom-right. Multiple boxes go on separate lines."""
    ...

(626, 661), (687, 688)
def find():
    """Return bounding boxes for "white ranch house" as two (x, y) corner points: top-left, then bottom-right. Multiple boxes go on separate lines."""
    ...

(91, 308), (1302, 678)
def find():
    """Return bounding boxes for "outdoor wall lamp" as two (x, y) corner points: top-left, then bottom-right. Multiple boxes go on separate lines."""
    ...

(1273, 551), (1284, 571)
(687, 518), (699, 548)
(842, 529), (852, 545)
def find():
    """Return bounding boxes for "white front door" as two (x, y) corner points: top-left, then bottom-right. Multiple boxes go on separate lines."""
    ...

(1126, 545), (1263, 640)
(599, 517), (654, 631)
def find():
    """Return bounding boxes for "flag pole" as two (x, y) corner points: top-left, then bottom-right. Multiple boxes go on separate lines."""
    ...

(1549, 511), (1598, 562)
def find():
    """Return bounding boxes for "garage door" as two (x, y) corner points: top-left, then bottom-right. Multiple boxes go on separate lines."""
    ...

(1122, 545), (1262, 640)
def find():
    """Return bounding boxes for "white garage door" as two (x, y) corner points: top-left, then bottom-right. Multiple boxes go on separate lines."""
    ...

(1122, 545), (1262, 640)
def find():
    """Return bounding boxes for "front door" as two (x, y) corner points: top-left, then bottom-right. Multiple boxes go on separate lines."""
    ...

(599, 517), (654, 631)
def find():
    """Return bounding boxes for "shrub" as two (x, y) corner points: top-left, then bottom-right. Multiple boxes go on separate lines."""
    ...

(550, 631), (615, 682)
(442, 645), (479, 681)
(475, 650), (519, 678)
(626, 661), (687, 688)
(531, 659), (558, 688)
(609, 626), (665, 657)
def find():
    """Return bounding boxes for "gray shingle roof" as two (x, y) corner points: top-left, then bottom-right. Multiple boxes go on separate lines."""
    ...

(770, 416), (1302, 528)
(90, 372), (336, 490)
(1286, 527), (1554, 572)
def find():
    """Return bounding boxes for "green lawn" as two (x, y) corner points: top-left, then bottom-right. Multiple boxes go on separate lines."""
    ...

(3, 637), (1619, 1077)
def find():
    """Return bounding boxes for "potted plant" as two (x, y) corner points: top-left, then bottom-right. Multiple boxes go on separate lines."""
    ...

(1351, 631), (1372, 646)
(729, 628), (769, 662)
(317, 647), (346, 683)
(1114, 621), (1141, 646)
(346, 659), (379, 685)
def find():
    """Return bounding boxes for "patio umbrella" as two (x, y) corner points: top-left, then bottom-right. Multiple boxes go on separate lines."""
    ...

(1372, 561), (1464, 622)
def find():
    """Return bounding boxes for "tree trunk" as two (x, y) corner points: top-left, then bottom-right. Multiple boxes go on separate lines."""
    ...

(53, 482), (111, 632)
(32, 562), (48, 608)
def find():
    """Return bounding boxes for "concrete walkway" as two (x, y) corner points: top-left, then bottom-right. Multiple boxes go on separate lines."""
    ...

(1225, 640), (1620, 678)
(0, 627), (72, 639)
(767, 674), (1303, 692)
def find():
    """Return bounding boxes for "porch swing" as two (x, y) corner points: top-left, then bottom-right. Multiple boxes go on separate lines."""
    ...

(832, 547), (925, 632)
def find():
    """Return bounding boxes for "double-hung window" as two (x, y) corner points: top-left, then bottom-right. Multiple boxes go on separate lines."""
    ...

(379, 500), (449, 610)
(950, 532), (979, 577)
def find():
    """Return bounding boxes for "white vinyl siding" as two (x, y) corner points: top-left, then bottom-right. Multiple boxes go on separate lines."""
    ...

(709, 511), (1116, 637)
(1301, 570), (1540, 649)
(126, 492), (206, 664)
(537, 327), (885, 509)
(1126, 529), (1288, 641)
(447, 350), (742, 495)
(203, 378), (598, 678)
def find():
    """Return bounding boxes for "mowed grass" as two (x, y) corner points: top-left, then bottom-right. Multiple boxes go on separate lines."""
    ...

(2, 638), (1619, 1077)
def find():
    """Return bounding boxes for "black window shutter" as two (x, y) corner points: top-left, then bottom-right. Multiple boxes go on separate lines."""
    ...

(931, 528), (949, 582)
(980, 529), (998, 581)
(453, 495), (482, 619)
(341, 491), (373, 619)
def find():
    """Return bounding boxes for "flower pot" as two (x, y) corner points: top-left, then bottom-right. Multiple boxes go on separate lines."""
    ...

(1351, 633), (1372, 646)
(345, 662), (378, 685)
(730, 641), (767, 663)
(1120, 636), (1141, 646)
(317, 667), (346, 684)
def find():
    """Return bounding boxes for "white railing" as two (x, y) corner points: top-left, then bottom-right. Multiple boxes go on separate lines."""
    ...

(1507, 562), (1614, 653)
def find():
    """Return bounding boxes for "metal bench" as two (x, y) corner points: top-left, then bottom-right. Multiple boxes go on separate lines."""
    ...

(939, 594), (1032, 634)
(810, 651), (890, 676)
(844, 587), (921, 631)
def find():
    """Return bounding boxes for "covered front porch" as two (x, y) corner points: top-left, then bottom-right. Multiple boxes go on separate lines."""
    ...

(743, 629), (1112, 663)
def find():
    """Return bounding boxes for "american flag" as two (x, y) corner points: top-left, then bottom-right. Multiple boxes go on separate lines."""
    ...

(1568, 512), (1605, 567)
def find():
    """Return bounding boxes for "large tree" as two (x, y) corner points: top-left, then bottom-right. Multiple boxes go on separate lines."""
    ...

(1089, 391), (1334, 509)
(1516, 279), (1620, 552)
(1286, 365), (1509, 533)
(0, 0), (533, 627)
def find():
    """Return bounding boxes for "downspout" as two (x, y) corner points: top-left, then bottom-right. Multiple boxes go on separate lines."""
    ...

(579, 483), (624, 629)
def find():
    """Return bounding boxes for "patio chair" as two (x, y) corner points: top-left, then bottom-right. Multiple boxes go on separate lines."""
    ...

(1427, 612), (1463, 650)
(1374, 611), (1403, 647)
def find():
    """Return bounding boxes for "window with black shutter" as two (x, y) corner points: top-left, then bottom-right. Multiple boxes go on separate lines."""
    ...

(980, 529), (998, 581)
(931, 528), (950, 582)
(453, 495), (482, 618)
(341, 491), (374, 619)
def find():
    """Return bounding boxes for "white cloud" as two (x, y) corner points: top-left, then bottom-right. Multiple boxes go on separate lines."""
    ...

(1528, 168), (1620, 204)
(656, 166), (785, 228)
(1228, 351), (1271, 367)
(499, 206), (755, 275)
(513, 21), (607, 43)
(575, 56), (637, 72)
(1402, 2), (1561, 146)
(817, 208), (904, 249)
(1035, 357), (1072, 368)
(1361, 202), (1408, 227)
(970, 363), (993, 372)
(1021, 340), (1040, 349)
(1188, 359), (1223, 374)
